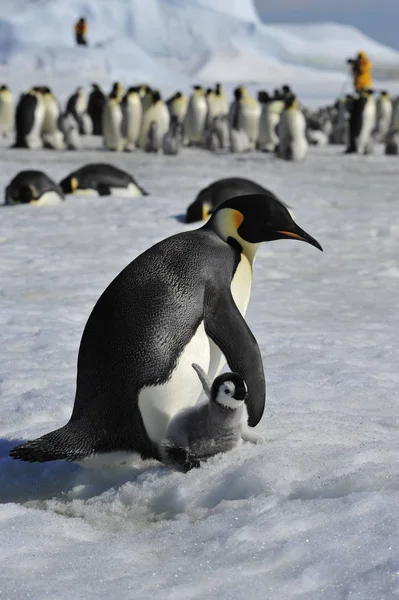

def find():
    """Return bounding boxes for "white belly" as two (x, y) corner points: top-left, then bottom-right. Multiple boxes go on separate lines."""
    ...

(138, 253), (253, 445)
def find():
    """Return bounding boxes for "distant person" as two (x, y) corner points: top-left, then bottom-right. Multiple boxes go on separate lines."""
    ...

(347, 51), (372, 92)
(74, 17), (88, 46)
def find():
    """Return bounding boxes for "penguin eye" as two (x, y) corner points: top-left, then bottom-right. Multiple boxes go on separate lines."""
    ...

(224, 388), (230, 395)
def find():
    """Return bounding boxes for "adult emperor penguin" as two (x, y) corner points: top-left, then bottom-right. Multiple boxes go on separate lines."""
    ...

(87, 83), (105, 136)
(13, 88), (45, 149)
(121, 87), (143, 151)
(257, 91), (284, 152)
(185, 177), (293, 223)
(375, 91), (392, 143)
(39, 86), (64, 150)
(10, 193), (322, 466)
(346, 89), (376, 154)
(184, 85), (208, 146)
(139, 90), (170, 151)
(5, 170), (65, 205)
(0, 84), (14, 137)
(66, 86), (91, 134)
(229, 86), (261, 150)
(161, 364), (255, 472)
(102, 83), (125, 151)
(277, 95), (308, 161)
(166, 91), (188, 123)
(59, 163), (148, 197)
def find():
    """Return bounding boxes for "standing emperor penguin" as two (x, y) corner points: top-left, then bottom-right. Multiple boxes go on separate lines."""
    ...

(39, 87), (64, 150)
(102, 82), (126, 151)
(121, 87), (143, 151)
(375, 91), (392, 143)
(166, 91), (188, 123)
(184, 85), (208, 146)
(346, 89), (376, 154)
(0, 84), (14, 138)
(87, 83), (105, 136)
(66, 86), (89, 133)
(229, 86), (261, 150)
(278, 95), (308, 161)
(330, 95), (352, 145)
(391, 96), (399, 132)
(257, 91), (284, 152)
(139, 90), (170, 152)
(14, 88), (45, 149)
(10, 193), (322, 467)
(139, 84), (153, 113)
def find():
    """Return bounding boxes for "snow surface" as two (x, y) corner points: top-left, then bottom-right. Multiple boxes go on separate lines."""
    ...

(1, 135), (399, 599)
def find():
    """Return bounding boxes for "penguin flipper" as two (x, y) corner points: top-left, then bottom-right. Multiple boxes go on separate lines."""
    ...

(204, 285), (265, 427)
(192, 363), (212, 399)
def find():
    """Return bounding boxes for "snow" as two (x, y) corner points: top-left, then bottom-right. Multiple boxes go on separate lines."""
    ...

(1, 137), (399, 598)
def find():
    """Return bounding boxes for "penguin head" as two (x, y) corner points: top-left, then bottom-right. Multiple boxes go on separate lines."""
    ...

(0, 84), (9, 91)
(285, 94), (298, 109)
(257, 90), (270, 103)
(215, 83), (222, 95)
(59, 176), (78, 194)
(151, 90), (161, 104)
(206, 193), (322, 259)
(18, 184), (37, 204)
(234, 86), (246, 100)
(211, 372), (247, 410)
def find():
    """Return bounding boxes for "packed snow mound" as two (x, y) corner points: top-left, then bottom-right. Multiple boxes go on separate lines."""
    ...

(0, 0), (399, 85)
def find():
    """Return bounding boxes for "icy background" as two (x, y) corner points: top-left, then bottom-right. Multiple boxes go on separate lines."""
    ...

(1, 0), (399, 598)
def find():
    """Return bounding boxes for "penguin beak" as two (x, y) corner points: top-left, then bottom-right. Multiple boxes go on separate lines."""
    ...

(276, 224), (323, 251)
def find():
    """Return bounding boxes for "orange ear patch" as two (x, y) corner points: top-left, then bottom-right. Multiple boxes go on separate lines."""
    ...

(232, 210), (244, 229)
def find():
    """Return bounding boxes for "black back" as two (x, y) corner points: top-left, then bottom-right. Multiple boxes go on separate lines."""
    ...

(59, 163), (148, 195)
(14, 93), (37, 148)
(87, 85), (105, 135)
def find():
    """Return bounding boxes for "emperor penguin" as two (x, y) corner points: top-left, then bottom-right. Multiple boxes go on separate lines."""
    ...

(66, 86), (90, 134)
(375, 91), (392, 143)
(39, 87), (64, 150)
(391, 96), (399, 132)
(229, 86), (261, 150)
(87, 83), (105, 136)
(121, 87), (143, 151)
(257, 90), (284, 152)
(185, 177), (293, 223)
(0, 84), (14, 138)
(160, 364), (260, 472)
(184, 85), (208, 146)
(162, 115), (184, 155)
(59, 163), (148, 197)
(385, 129), (399, 155)
(166, 91), (188, 123)
(59, 112), (81, 150)
(10, 193), (322, 467)
(102, 83), (126, 151)
(346, 89), (376, 155)
(206, 84), (228, 121)
(13, 88), (45, 149)
(139, 90), (170, 152)
(277, 95), (309, 161)
(5, 170), (65, 205)
(139, 84), (153, 114)
(330, 95), (352, 145)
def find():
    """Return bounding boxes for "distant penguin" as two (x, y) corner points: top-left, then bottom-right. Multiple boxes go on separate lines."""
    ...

(14, 88), (45, 149)
(385, 129), (399, 155)
(59, 163), (148, 197)
(229, 86), (261, 149)
(206, 84), (228, 121)
(185, 177), (293, 223)
(162, 115), (183, 155)
(66, 86), (89, 134)
(258, 91), (284, 152)
(0, 84), (14, 138)
(376, 91), (392, 143)
(5, 170), (65, 205)
(184, 85), (208, 146)
(278, 95), (308, 161)
(346, 89), (376, 155)
(102, 84), (125, 151)
(330, 95), (352, 145)
(59, 112), (81, 150)
(87, 83), (105, 136)
(391, 96), (399, 132)
(139, 90), (170, 151)
(166, 91), (188, 122)
(160, 364), (255, 472)
(39, 87), (64, 150)
(9, 193), (322, 467)
(122, 87), (143, 151)
(139, 84), (153, 113)
(203, 115), (229, 152)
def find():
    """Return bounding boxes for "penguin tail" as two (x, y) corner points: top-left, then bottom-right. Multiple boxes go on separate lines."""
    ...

(9, 422), (93, 463)
(140, 186), (149, 196)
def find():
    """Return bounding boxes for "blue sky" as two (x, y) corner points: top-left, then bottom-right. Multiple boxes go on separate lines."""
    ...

(254, 1), (399, 50)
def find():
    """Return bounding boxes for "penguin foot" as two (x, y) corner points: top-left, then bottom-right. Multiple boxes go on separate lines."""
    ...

(161, 444), (201, 473)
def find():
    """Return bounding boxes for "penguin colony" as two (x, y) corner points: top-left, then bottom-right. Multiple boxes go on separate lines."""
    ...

(3, 81), (399, 160)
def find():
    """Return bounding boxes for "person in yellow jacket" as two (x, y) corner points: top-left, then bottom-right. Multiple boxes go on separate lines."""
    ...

(346, 51), (372, 91)
(74, 17), (88, 46)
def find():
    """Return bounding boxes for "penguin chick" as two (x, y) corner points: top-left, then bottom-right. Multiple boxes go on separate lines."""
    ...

(160, 363), (261, 472)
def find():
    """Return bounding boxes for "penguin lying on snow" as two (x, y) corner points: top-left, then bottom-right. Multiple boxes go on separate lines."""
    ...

(10, 193), (322, 470)
(161, 363), (263, 473)
(59, 163), (148, 197)
(5, 170), (65, 206)
(185, 176), (294, 223)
